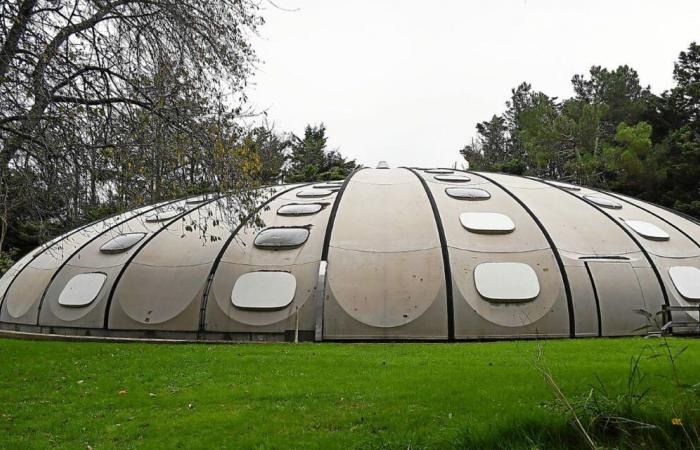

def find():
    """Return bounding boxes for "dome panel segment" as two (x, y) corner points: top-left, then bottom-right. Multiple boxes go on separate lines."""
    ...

(37, 198), (191, 328)
(324, 168), (448, 339)
(206, 184), (333, 331)
(0, 203), (157, 325)
(108, 188), (283, 331)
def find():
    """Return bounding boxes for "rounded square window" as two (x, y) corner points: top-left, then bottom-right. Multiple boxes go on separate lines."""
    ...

(58, 272), (107, 307)
(425, 169), (453, 174)
(549, 180), (581, 191)
(146, 210), (180, 222)
(254, 227), (310, 249)
(446, 187), (491, 200)
(434, 175), (470, 183)
(624, 220), (670, 241)
(277, 203), (324, 216)
(669, 266), (700, 301)
(297, 189), (333, 198)
(100, 233), (146, 253)
(583, 195), (622, 209)
(459, 212), (515, 234)
(474, 263), (540, 302)
(231, 271), (296, 310)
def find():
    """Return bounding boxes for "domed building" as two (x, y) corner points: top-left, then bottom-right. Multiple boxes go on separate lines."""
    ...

(1, 164), (699, 342)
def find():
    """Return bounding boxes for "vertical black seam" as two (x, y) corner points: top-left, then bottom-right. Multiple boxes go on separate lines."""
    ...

(584, 261), (603, 337)
(466, 171), (576, 338)
(595, 189), (700, 250)
(404, 168), (455, 341)
(197, 183), (313, 333)
(103, 194), (223, 329)
(321, 168), (365, 261)
(527, 177), (671, 317)
(34, 196), (188, 326)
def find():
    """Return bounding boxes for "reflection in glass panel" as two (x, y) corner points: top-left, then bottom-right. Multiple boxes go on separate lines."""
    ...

(254, 227), (310, 249)
(445, 187), (491, 200)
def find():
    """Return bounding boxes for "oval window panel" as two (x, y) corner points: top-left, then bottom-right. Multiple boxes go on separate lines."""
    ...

(549, 180), (581, 191)
(297, 189), (333, 198)
(146, 209), (180, 222)
(624, 220), (670, 241)
(254, 227), (310, 249)
(474, 263), (540, 303)
(669, 266), (700, 301)
(231, 271), (297, 310)
(584, 195), (622, 209)
(459, 212), (515, 234)
(100, 233), (146, 253)
(312, 184), (341, 191)
(277, 203), (324, 216)
(58, 273), (107, 307)
(446, 187), (491, 200)
(425, 169), (453, 174)
(434, 175), (470, 183)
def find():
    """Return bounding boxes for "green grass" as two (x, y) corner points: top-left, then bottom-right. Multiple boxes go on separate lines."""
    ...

(0, 337), (699, 449)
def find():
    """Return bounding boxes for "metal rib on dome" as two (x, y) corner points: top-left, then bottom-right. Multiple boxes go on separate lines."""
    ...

(1, 166), (699, 342)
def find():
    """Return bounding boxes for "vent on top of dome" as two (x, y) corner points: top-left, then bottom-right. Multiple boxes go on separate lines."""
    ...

(584, 195), (623, 209)
(376, 160), (390, 169)
(231, 271), (297, 310)
(297, 189), (334, 198)
(445, 187), (491, 200)
(669, 266), (700, 301)
(254, 227), (310, 249)
(58, 272), (106, 307)
(459, 212), (515, 234)
(624, 220), (670, 241)
(277, 203), (325, 216)
(474, 262), (540, 302)
(100, 233), (146, 253)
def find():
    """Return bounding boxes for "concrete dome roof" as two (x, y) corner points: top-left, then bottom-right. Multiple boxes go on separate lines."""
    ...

(1, 167), (700, 341)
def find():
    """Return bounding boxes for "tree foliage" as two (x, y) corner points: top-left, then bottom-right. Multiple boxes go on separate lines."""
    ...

(462, 42), (700, 217)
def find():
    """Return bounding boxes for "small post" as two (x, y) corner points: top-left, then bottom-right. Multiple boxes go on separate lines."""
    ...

(294, 306), (299, 344)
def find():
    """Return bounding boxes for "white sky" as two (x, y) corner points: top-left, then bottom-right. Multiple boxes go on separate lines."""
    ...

(247, 0), (700, 168)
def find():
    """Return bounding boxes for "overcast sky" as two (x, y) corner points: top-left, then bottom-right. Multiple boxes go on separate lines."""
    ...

(247, 1), (700, 168)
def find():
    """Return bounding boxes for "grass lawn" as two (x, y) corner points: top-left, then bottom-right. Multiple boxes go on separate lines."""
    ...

(1, 337), (699, 449)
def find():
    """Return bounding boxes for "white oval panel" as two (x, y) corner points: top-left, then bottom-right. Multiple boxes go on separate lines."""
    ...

(186, 194), (211, 204)
(549, 180), (581, 191)
(434, 175), (470, 183)
(584, 195), (623, 209)
(100, 233), (146, 253)
(297, 189), (333, 198)
(459, 212), (515, 234)
(231, 271), (296, 310)
(312, 184), (341, 191)
(474, 263), (540, 302)
(624, 220), (670, 241)
(146, 210), (180, 222)
(58, 273), (107, 307)
(669, 266), (700, 301)
(445, 187), (491, 200)
(277, 203), (324, 216)
(425, 169), (453, 174)
(254, 227), (310, 249)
